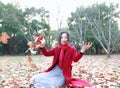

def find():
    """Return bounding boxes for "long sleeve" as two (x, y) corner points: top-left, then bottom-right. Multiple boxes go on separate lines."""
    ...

(72, 47), (83, 62)
(41, 47), (55, 56)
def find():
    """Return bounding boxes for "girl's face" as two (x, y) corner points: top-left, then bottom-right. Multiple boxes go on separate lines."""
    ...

(60, 33), (68, 45)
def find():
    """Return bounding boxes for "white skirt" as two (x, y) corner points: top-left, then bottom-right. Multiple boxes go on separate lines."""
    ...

(30, 65), (65, 88)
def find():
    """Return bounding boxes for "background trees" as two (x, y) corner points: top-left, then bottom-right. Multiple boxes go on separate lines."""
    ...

(0, 1), (50, 55)
(86, 3), (120, 58)
(0, 1), (120, 57)
(67, 3), (120, 57)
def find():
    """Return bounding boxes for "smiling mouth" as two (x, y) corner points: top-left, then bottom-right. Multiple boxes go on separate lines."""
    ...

(62, 42), (67, 44)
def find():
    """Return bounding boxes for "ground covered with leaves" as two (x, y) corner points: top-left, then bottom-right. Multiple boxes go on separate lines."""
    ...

(0, 55), (120, 88)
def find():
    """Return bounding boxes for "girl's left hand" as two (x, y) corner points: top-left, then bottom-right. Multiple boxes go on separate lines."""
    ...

(80, 41), (92, 53)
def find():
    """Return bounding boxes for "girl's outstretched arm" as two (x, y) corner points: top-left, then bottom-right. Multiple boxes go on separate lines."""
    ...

(72, 42), (92, 62)
(80, 41), (92, 53)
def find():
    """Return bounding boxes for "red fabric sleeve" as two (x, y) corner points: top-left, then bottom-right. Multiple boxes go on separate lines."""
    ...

(72, 47), (83, 62)
(41, 47), (55, 56)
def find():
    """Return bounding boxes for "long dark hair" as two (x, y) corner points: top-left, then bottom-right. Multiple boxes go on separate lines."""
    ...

(58, 31), (69, 44)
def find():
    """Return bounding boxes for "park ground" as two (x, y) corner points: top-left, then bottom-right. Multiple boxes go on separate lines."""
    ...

(0, 55), (120, 88)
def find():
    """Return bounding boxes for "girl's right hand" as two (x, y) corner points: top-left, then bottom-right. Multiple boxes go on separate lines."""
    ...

(35, 37), (46, 49)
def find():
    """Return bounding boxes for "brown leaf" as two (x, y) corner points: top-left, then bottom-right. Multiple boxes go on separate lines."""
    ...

(27, 57), (33, 63)
(0, 32), (10, 44)
(79, 69), (87, 73)
(0, 68), (3, 72)
(93, 81), (99, 85)
(27, 41), (34, 48)
(30, 63), (38, 69)
(96, 73), (104, 78)
(2, 32), (10, 38)
(11, 85), (19, 88)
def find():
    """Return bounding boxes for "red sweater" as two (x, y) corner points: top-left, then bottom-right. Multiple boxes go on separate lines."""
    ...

(41, 45), (83, 85)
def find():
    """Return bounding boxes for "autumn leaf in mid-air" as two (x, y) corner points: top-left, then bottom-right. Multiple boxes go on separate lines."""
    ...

(33, 31), (45, 48)
(25, 42), (37, 54)
(27, 41), (34, 48)
(0, 32), (10, 44)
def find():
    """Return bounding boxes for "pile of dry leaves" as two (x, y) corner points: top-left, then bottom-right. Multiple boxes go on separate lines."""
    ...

(0, 55), (120, 88)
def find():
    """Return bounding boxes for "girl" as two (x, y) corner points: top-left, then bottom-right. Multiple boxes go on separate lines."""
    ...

(30, 31), (92, 88)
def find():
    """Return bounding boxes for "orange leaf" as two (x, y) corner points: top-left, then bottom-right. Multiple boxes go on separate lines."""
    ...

(79, 69), (87, 73)
(30, 63), (38, 69)
(0, 68), (3, 72)
(33, 31), (45, 44)
(93, 81), (98, 85)
(27, 41), (34, 48)
(109, 77), (116, 82)
(2, 32), (10, 39)
(34, 35), (43, 43)
(0, 32), (10, 44)
(1, 38), (8, 44)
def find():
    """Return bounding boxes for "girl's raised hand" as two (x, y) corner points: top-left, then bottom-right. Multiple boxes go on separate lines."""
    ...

(80, 41), (92, 53)
(34, 36), (46, 49)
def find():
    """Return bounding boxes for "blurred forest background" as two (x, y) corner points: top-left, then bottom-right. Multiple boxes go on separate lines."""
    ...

(0, 1), (120, 58)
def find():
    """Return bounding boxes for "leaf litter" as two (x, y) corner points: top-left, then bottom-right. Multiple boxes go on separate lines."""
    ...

(0, 55), (120, 88)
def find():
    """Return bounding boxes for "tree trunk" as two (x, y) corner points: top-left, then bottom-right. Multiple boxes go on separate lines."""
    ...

(107, 46), (111, 58)
(107, 52), (110, 58)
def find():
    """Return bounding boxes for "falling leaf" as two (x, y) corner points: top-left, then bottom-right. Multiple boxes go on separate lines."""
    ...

(26, 42), (37, 54)
(2, 32), (10, 38)
(0, 32), (10, 44)
(33, 31), (45, 47)
(27, 41), (34, 48)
